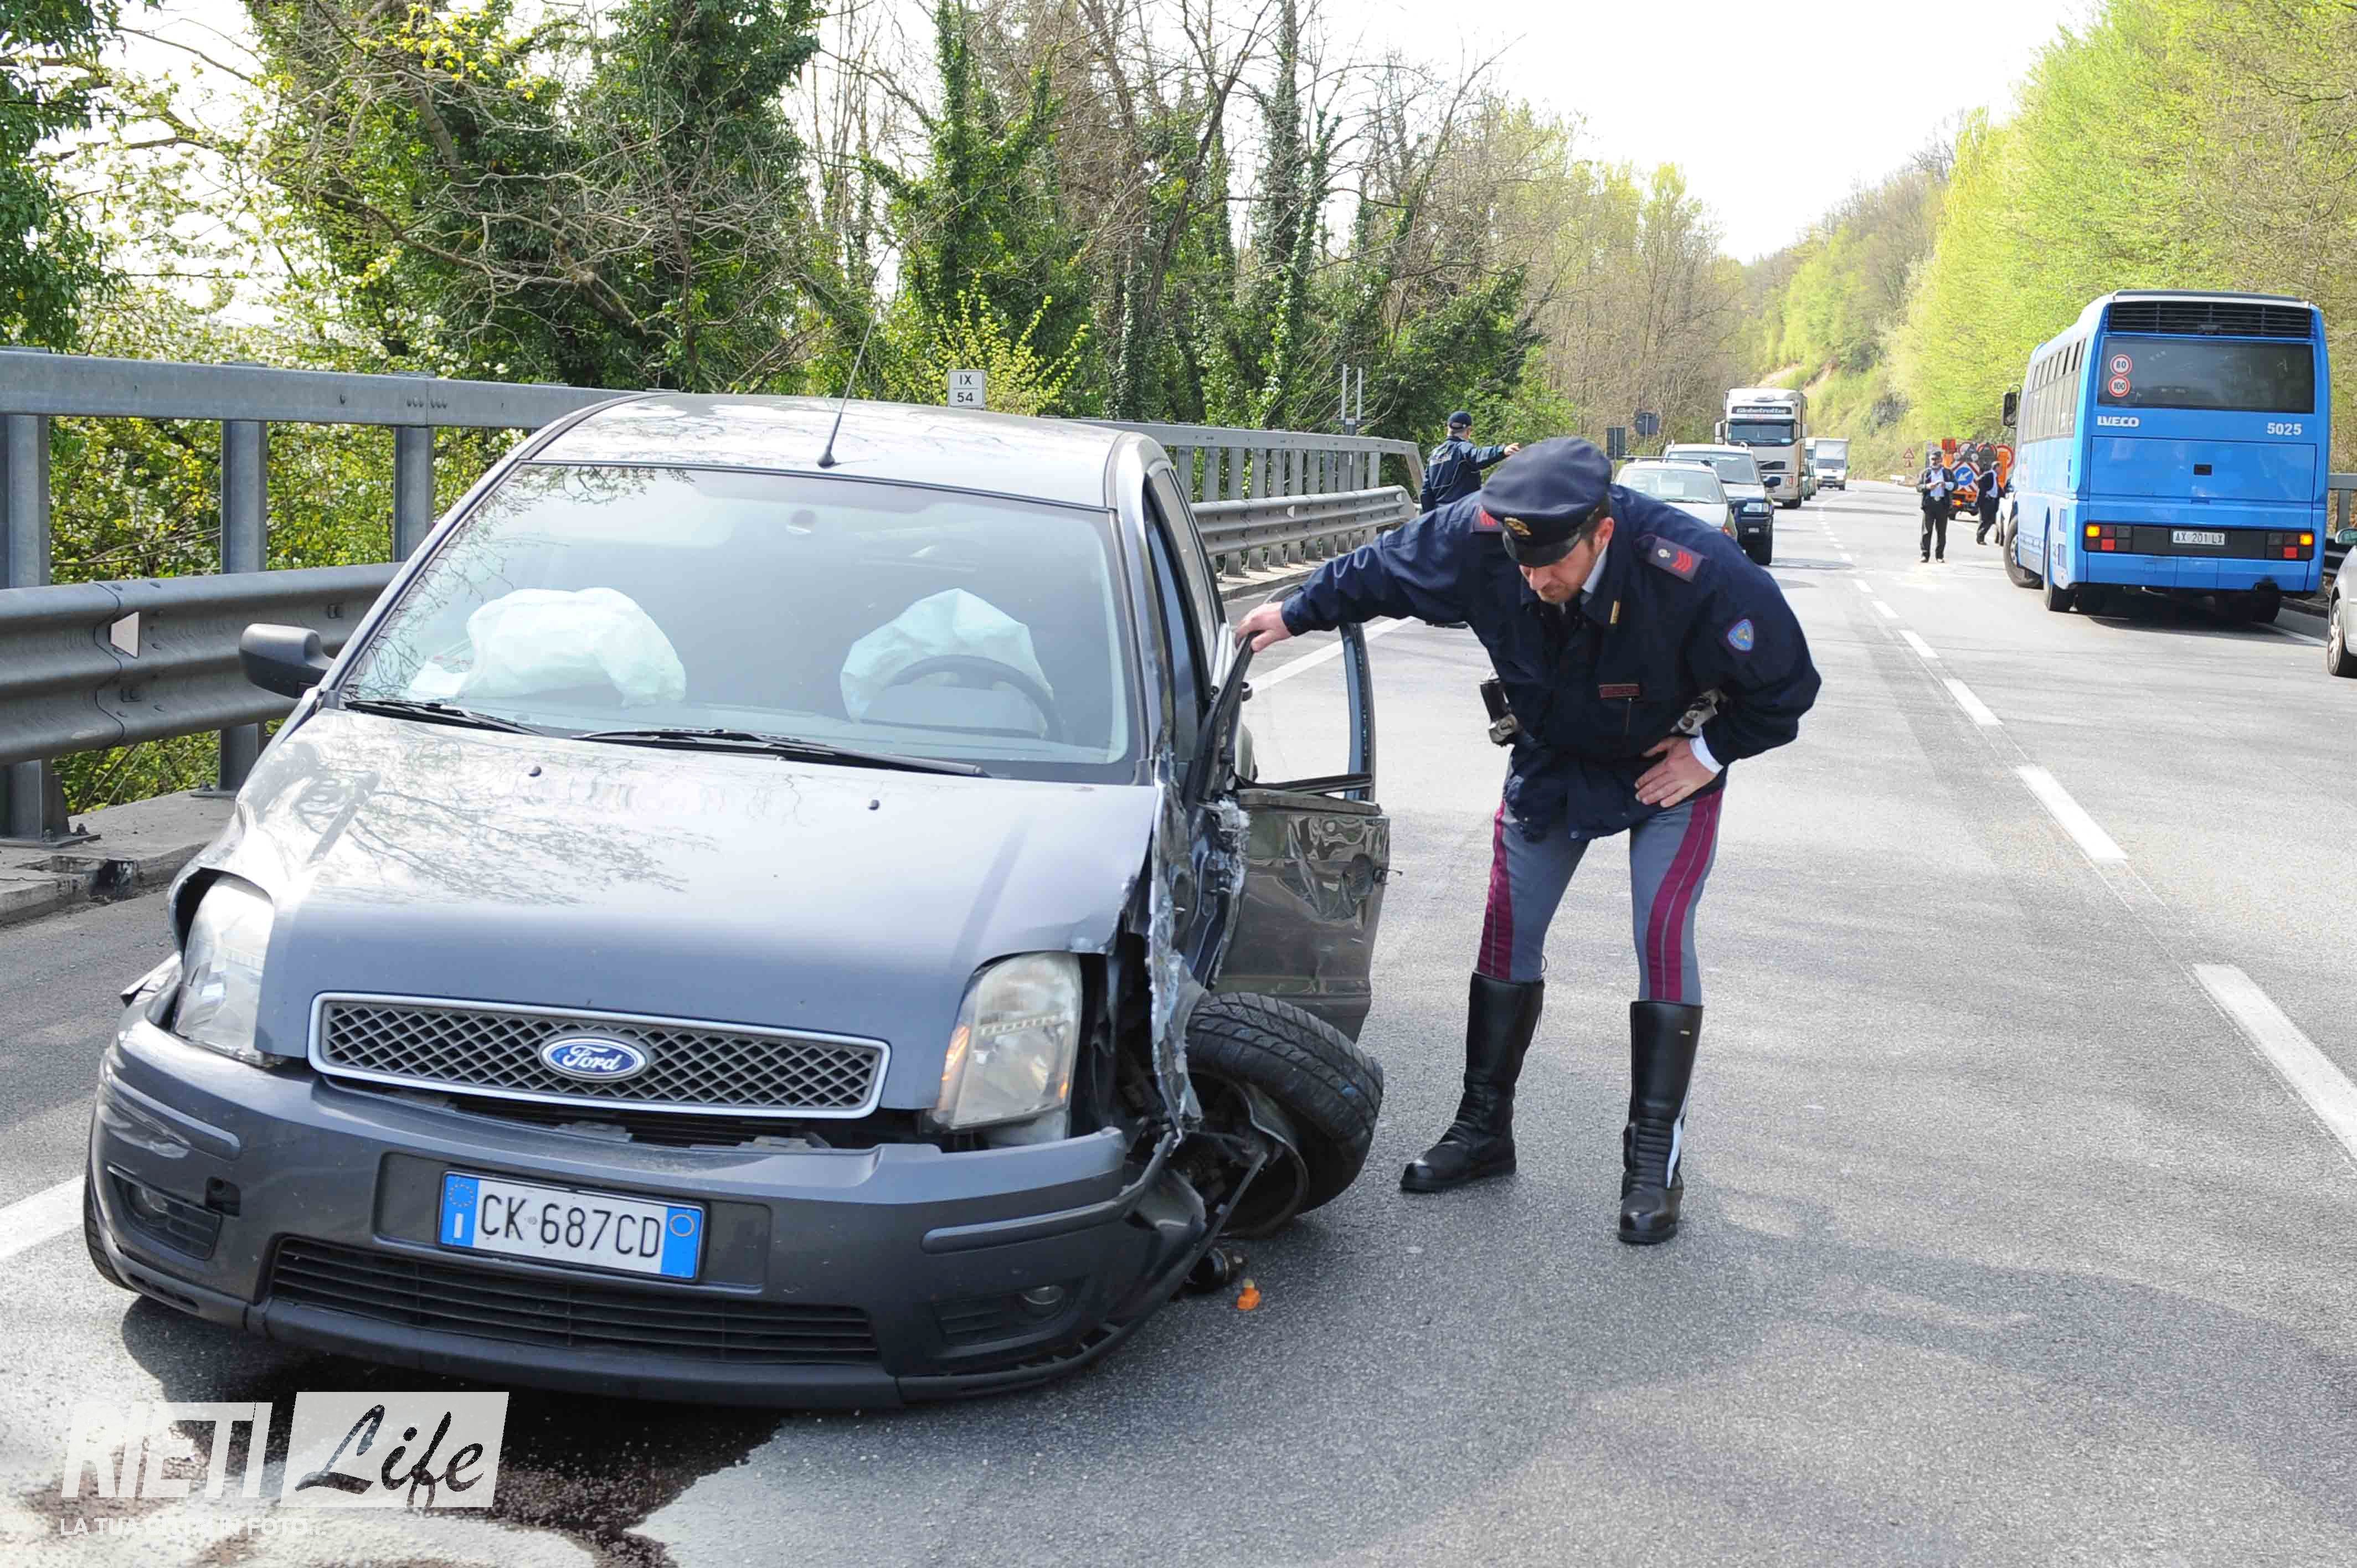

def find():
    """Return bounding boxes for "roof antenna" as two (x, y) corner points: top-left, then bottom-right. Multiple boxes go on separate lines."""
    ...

(816, 313), (880, 470)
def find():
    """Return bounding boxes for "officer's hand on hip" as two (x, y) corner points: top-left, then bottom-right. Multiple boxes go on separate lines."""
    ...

(1635, 737), (1715, 808)
(1236, 601), (1295, 652)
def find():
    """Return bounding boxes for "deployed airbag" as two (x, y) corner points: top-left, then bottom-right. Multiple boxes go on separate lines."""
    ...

(840, 589), (1054, 720)
(453, 587), (688, 708)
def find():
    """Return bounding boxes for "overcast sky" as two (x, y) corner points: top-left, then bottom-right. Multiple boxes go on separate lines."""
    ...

(1335, 0), (2098, 260)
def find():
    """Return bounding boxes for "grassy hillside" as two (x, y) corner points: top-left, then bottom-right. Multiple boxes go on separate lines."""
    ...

(1749, 0), (2355, 472)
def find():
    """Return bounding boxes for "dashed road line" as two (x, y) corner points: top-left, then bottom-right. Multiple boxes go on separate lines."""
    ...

(1852, 580), (1874, 594)
(2195, 967), (2357, 1165)
(1872, 601), (1898, 619)
(1943, 678), (2001, 728)
(0, 1177), (82, 1262)
(2017, 765), (2127, 862)
(1900, 630), (1938, 660)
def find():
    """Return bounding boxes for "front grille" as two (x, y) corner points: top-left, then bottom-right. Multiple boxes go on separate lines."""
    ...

(314, 997), (885, 1118)
(351, 1082), (935, 1150)
(270, 1239), (878, 1364)
(2106, 298), (2312, 339)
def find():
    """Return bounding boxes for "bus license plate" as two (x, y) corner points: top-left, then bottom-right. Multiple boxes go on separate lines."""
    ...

(2171, 529), (2226, 548)
(439, 1172), (702, 1280)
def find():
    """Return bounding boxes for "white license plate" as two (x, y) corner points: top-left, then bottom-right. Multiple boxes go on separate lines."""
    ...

(2171, 529), (2227, 548)
(439, 1172), (702, 1280)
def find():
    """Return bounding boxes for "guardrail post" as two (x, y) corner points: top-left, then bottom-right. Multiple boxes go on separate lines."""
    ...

(393, 372), (435, 560)
(1, 347), (76, 845)
(214, 393), (268, 792)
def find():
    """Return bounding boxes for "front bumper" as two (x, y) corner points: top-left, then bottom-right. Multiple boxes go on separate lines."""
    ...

(89, 1008), (1209, 1406)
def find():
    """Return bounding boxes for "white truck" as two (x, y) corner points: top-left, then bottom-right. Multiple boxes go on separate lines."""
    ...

(1717, 388), (1808, 510)
(1808, 436), (1849, 490)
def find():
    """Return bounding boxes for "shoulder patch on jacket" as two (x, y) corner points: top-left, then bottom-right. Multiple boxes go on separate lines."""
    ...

(1640, 535), (1701, 581)
(1472, 508), (1502, 533)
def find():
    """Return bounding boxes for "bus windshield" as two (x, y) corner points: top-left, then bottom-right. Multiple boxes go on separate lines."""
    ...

(1726, 420), (1795, 446)
(2097, 336), (2315, 413)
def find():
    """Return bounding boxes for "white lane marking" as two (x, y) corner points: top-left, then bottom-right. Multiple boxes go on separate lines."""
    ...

(2016, 766), (2127, 862)
(1901, 630), (1938, 659)
(0, 1177), (83, 1262)
(2263, 623), (2324, 647)
(2195, 966), (2357, 1164)
(1944, 678), (2002, 728)
(1255, 617), (1411, 689)
(1872, 601), (1898, 620)
(1852, 580), (1874, 595)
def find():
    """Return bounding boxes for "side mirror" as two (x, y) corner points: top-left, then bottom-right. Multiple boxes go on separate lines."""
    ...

(2338, 527), (2357, 547)
(2001, 390), (2019, 427)
(240, 623), (333, 699)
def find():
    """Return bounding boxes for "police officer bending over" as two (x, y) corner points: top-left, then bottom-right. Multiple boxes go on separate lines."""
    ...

(1236, 439), (1820, 1244)
(1421, 410), (1521, 512)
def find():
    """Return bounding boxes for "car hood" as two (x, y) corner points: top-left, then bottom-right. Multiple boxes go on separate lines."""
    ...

(192, 710), (1159, 1108)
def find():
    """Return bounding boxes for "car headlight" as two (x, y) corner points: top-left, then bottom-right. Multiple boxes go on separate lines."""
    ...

(174, 879), (274, 1066)
(930, 953), (1082, 1129)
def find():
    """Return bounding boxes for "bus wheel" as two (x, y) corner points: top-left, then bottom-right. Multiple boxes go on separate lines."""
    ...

(2326, 594), (2357, 678)
(2241, 586), (2281, 625)
(2004, 527), (2041, 589)
(2042, 562), (2076, 613)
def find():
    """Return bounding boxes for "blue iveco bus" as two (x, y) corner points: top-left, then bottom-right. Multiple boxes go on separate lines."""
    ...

(2001, 290), (2330, 622)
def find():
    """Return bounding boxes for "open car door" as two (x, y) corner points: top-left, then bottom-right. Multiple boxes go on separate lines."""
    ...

(1187, 626), (1391, 1040)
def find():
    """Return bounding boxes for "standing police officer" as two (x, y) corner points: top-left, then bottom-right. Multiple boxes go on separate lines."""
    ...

(1973, 451), (2005, 545)
(1421, 411), (1521, 513)
(1235, 439), (1820, 1243)
(1918, 452), (1953, 562)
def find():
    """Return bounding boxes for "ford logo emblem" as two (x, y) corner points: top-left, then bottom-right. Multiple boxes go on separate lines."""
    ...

(539, 1035), (650, 1082)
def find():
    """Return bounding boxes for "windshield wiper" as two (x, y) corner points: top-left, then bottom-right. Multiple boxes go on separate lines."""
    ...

(573, 726), (986, 777)
(339, 696), (549, 735)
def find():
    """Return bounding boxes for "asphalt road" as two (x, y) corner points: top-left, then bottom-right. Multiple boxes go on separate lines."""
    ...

(3, 480), (2354, 1565)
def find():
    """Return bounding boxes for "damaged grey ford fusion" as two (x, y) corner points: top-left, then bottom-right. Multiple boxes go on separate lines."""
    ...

(84, 396), (1391, 1406)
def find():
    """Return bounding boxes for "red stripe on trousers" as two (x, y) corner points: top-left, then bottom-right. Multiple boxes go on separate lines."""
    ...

(1644, 790), (1723, 1002)
(1477, 803), (1513, 979)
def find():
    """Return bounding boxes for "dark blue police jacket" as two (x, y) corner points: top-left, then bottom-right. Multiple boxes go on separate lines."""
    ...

(1421, 437), (1511, 511)
(1281, 487), (1821, 840)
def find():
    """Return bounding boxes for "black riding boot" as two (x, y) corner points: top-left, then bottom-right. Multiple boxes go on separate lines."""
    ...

(1401, 974), (1544, 1193)
(1619, 1000), (1702, 1244)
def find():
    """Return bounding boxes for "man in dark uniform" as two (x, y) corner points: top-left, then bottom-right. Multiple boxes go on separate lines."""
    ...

(1973, 452), (2005, 545)
(1234, 439), (1820, 1243)
(1420, 411), (1520, 513)
(1918, 453), (1952, 562)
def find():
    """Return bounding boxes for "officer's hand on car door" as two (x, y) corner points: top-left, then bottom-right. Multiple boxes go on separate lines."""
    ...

(1634, 737), (1715, 808)
(1236, 601), (1295, 652)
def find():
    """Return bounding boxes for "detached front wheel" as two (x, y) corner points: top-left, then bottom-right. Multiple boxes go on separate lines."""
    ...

(1186, 993), (1384, 1237)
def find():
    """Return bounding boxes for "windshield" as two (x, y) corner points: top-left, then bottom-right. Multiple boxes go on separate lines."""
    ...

(2096, 335), (2317, 414)
(1816, 440), (1849, 462)
(343, 465), (1139, 782)
(1671, 450), (1762, 485)
(1618, 466), (1726, 504)
(1726, 420), (1795, 447)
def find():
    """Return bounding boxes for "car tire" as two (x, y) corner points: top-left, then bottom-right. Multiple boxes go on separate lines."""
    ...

(1746, 533), (1773, 566)
(1186, 993), (1383, 1223)
(84, 1177), (131, 1292)
(2326, 594), (2357, 677)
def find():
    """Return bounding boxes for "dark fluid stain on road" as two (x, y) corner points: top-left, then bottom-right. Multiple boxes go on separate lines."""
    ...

(101, 1297), (788, 1568)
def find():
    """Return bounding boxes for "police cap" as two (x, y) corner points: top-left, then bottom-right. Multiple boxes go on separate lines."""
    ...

(1476, 437), (1613, 567)
(1447, 410), (1473, 430)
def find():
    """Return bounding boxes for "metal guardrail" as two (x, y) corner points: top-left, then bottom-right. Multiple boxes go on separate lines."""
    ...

(0, 564), (395, 771)
(0, 352), (1422, 843)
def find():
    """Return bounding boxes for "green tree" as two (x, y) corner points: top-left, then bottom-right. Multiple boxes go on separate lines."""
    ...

(871, 0), (1090, 399)
(249, 0), (830, 390)
(1, 0), (111, 345)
